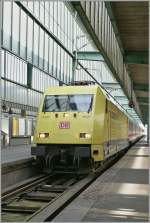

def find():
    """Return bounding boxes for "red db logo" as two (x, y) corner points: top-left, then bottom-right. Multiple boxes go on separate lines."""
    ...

(59, 121), (70, 129)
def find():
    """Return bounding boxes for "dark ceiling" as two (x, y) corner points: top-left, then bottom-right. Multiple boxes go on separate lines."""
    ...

(110, 1), (149, 124)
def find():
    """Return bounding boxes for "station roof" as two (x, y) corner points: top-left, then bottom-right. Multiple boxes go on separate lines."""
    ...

(71, 1), (149, 125)
(108, 1), (149, 124)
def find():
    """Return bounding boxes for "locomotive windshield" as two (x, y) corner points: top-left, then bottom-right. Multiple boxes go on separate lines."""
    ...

(43, 94), (93, 112)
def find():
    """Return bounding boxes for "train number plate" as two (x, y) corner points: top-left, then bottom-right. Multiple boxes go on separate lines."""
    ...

(59, 121), (70, 129)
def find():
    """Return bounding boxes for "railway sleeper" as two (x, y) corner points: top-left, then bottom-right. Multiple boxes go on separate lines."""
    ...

(21, 191), (57, 202)
(2, 198), (47, 214)
(2, 205), (38, 213)
(39, 185), (68, 192)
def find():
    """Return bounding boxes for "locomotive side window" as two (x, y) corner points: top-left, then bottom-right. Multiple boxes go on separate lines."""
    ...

(42, 94), (93, 112)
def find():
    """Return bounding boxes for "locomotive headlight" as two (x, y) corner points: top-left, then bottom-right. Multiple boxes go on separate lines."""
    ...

(80, 133), (91, 139)
(39, 133), (49, 138)
(85, 133), (91, 139)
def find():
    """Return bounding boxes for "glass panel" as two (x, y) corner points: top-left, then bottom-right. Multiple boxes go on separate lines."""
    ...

(27, 119), (32, 136)
(43, 95), (68, 112)
(20, 10), (27, 58)
(53, 41), (57, 76)
(53, 2), (58, 36)
(45, 2), (49, 28)
(49, 37), (53, 73)
(57, 46), (61, 79)
(43, 94), (93, 112)
(34, 1), (40, 18)
(1, 50), (4, 77)
(28, 1), (33, 12)
(27, 17), (33, 62)
(33, 22), (39, 66)
(39, 28), (44, 68)
(2, 117), (9, 135)
(49, 2), (53, 33)
(57, 3), (61, 40)
(69, 95), (93, 112)
(44, 33), (49, 71)
(40, 2), (44, 24)
(3, 1), (11, 48)
(1, 79), (5, 99)
(12, 3), (20, 53)
(19, 118), (25, 136)
(60, 49), (64, 81)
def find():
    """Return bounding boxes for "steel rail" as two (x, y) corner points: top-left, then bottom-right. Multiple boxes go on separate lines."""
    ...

(2, 174), (51, 201)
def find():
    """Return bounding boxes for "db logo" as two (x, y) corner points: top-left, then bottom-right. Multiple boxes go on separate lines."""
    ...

(59, 121), (70, 129)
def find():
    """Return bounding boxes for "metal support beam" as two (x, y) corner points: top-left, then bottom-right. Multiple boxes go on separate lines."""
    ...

(124, 51), (148, 64)
(27, 63), (33, 88)
(133, 83), (148, 92)
(114, 96), (126, 99)
(102, 82), (119, 86)
(74, 51), (104, 61)
(102, 82), (121, 89)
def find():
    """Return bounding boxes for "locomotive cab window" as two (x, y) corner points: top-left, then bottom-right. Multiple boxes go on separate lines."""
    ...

(42, 94), (93, 112)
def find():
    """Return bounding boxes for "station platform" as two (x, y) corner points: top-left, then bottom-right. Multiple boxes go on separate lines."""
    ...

(1, 145), (33, 164)
(53, 137), (149, 222)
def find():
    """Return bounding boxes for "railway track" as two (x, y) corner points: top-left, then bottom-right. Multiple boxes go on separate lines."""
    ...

(2, 171), (91, 222)
(2, 139), (142, 222)
(1, 157), (119, 222)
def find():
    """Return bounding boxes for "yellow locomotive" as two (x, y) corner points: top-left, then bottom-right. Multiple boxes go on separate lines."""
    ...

(31, 82), (143, 173)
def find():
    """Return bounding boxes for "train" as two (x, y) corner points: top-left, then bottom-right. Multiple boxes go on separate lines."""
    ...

(31, 82), (144, 173)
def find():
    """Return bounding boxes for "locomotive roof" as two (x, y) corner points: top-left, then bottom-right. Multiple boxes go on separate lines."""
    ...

(44, 85), (100, 95)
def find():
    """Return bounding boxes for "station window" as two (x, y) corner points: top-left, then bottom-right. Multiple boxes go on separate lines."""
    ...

(39, 28), (44, 68)
(53, 41), (57, 76)
(34, 1), (40, 19)
(12, 3), (20, 54)
(18, 118), (25, 136)
(48, 37), (53, 74)
(3, 1), (12, 49)
(1, 51), (4, 77)
(33, 22), (39, 66)
(53, 2), (58, 36)
(28, 1), (33, 12)
(20, 10), (27, 59)
(45, 2), (49, 28)
(40, 2), (45, 24)
(1, 80), (5, 99)
(27, 17), (33, 62)
(49, 2), (54, 33)
(44, 33), (49, 72)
